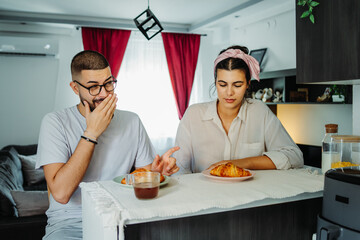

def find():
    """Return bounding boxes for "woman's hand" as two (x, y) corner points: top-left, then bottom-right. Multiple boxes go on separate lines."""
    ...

(206, 160), (232, 170)
(151, 146), (180, 176)
(207, 156), (276, 170)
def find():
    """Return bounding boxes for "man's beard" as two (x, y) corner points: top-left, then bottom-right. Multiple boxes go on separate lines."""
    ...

(79, 94), (104, 112)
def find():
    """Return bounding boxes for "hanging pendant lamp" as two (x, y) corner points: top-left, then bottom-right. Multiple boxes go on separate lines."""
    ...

(133, 0), (164, 40)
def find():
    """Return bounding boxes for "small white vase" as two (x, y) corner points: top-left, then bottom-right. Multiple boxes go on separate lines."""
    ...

(332, 95), (345, 103)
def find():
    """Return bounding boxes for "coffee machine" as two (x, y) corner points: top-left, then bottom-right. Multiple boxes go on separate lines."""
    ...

(317, 167), (360, 239)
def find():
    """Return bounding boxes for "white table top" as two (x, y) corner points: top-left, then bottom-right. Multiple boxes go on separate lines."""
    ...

(81, 168), (324, 240)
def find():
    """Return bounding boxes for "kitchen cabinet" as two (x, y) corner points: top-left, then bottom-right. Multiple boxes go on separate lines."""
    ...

(125, 197), (322, 240)
(296, 0), (360, 84)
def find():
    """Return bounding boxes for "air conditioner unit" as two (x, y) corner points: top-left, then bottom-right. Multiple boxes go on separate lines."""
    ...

(0, 36), (58, 57)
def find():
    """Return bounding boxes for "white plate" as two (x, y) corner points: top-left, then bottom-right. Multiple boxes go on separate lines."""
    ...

(113, 175), (170, 188)
(201, 168), (254, 182)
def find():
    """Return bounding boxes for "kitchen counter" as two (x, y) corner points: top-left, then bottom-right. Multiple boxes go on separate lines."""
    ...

(81, 168), (324, 240)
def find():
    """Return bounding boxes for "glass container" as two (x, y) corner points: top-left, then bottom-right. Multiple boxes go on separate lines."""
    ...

(330, 135), (360, 169)
(321, 124), (338, 174)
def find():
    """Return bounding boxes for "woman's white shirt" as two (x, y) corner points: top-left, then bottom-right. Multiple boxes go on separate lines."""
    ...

(173, 99), (303, 173)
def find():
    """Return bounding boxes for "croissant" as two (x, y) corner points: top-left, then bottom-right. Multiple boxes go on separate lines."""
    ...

(121, 168), (165, 184)
(210, 163), (251, 177)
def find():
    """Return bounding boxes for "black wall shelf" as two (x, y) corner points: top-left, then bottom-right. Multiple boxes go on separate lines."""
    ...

(250, 68), (352, 115)
(251, 68), (352, 104)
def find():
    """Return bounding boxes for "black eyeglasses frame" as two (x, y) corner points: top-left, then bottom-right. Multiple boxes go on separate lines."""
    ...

(73, 76), (117, 96)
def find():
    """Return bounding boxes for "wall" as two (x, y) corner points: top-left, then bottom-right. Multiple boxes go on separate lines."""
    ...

(0, 23), (83, 149)
(197, 9), (297, 101)
(53, 29), (83, 110)
(230, 9), (296, 72)
(195, 6), (354, 146)
(0, 55), (58, 148)
(277, 104), (352, 146)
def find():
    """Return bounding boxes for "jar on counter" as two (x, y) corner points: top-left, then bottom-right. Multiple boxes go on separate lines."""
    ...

(330, 135), (360, 168)
(321, 124), (338, 174)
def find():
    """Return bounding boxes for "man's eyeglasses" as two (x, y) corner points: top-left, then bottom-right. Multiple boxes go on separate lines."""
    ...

(73, 76), (117, 96)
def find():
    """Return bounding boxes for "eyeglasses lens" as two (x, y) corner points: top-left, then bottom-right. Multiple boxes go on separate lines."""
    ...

(105, 81), (116, 91)
(89, 80), (117, 96)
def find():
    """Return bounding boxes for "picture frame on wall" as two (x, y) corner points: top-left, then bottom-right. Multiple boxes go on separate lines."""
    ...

(249, 48), (267, 71)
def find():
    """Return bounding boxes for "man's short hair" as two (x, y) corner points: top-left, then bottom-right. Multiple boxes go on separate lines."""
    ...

(71, 50), (110, 77)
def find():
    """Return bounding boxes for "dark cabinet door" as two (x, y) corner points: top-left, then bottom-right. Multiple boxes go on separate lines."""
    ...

(296, 0), (360, 83)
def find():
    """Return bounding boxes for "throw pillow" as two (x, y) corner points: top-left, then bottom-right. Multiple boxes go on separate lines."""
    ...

(10, 190), (49, 217)
(0, 148), (24, 217)
(18, 154), (46, 186)
(0, 147), (23, 174)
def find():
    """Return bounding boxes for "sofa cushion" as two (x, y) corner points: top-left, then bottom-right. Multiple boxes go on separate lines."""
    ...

(0, 147), (22, 170)
(1, 144), (38, 156)
(18, 154), (45, 186)
(23, 181), (48, 191)
(10, 190), (49, 217)
(0, 148), (24, 217)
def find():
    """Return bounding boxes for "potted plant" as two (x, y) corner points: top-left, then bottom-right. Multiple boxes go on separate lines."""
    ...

(297, 0), (320, 24)
(330, 85), (346, 103)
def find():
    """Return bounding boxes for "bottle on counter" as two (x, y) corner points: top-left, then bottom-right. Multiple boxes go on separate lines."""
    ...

(321, 124), (338, 174)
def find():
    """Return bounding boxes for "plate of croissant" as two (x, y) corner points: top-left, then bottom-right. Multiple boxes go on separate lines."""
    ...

(113, 168), (170, 188)
(202, 162), (254, 182)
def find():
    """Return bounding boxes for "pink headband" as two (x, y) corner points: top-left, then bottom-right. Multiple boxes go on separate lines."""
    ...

(214, 49), (260, 81)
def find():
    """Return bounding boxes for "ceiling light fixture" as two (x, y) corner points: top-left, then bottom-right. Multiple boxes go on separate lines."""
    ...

(133, 0), (164, 40)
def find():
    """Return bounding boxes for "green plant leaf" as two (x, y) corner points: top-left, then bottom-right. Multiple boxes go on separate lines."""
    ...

(301, 11), (311, 18)
(310, 1), (320, 7)
(310, 14), (315, 23)
(297, 0), (306, 6)
(298, 0), (319, 24)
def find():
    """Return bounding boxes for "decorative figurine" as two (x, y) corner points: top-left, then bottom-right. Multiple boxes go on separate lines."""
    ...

(255, 89), (264, 100)
(262, 88), (273, 102)
(273, 90), (283, 103)
(317, 87), (331, 102)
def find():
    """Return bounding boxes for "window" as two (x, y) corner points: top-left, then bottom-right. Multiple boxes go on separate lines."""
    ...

(115, 32), (179, 154)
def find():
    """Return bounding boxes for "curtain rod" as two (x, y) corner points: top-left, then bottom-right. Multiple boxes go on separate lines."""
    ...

(162, 31), (207, 36)
(76, 26), (207, 36)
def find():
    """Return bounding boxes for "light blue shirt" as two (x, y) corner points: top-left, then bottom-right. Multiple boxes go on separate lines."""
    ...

(36, 106), (155, 223)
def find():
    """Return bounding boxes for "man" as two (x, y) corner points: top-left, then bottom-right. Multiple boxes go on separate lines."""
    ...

(36, 50), (179, 239)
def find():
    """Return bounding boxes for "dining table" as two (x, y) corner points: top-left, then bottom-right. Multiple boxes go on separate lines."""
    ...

(80, 167), (324, 240)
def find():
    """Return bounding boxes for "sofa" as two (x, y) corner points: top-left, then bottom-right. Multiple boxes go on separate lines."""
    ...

(0, 144), (48, 240)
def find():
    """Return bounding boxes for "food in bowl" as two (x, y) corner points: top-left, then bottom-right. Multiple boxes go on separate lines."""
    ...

(210, 162), (251, 177)
(121, 168), (165, 184)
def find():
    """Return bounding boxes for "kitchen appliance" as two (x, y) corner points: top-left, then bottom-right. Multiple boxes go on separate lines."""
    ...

(317, 167), (360, 239)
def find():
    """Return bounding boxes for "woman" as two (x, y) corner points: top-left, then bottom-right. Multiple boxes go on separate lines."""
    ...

(174, 45), (303, 173)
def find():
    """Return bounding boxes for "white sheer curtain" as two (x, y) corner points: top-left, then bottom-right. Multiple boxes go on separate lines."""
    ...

(115, 31), (180, 155)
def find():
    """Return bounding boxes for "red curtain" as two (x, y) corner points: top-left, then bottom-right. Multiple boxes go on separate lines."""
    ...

(81, 27), (131, 78)
(162, 33), (201, 119)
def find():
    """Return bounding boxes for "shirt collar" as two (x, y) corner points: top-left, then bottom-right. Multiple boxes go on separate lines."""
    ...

(202, 100), (218, 121)
(202, 99), (249, 122)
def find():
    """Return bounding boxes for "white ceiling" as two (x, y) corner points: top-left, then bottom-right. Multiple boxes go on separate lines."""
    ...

(0, 0), (294, 32)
